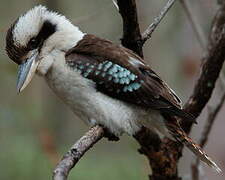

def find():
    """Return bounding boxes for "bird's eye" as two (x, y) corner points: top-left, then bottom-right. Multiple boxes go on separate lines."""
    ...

(28, 37), (40, 50)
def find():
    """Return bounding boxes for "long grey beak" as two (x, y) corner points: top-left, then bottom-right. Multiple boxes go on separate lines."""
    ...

(17, 50), (39, 93)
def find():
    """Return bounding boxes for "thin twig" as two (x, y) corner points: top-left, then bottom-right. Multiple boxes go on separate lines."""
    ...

(201, 95), (225, 144)
(141, 0), (177, 43)
(52, 125), (104, 180)
(200, 79), (225, 151)
(112, 0), (119, 11)
(180, 0), (207, 49)
(180, 1), (223, 178)
(192, 76), (225, 180)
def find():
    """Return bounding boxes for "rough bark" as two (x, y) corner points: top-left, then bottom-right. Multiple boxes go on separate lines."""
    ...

(117, 0), (143, 57)
(53, 126), (104, 180)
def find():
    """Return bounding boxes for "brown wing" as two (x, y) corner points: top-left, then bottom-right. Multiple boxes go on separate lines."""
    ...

(66, 34), (194, 120)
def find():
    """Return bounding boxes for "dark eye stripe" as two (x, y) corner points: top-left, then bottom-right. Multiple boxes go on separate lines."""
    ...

(36, 20), (56, 41)
(27, 37), (40, 50)
(27, 20), (57, 50)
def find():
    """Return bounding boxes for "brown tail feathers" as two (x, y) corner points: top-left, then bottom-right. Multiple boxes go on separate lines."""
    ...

(166, 122), (221, 173)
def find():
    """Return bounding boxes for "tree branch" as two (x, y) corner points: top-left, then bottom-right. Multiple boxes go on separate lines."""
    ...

(153, 3), (225, 179)
(118, 1), (225, 180)
(52, 125), (104, 180)
(179, 1), (225, 179)
(182, 3), (225, 132)
(142, 0), (177, 44)
(180, 0), (207, 49)
(117, 0), (143, 57)
(192, 78), (225, 180)
(200, 77), (225, 154)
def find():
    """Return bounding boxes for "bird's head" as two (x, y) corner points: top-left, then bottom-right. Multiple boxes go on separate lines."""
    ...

(6, 5), (84, 92)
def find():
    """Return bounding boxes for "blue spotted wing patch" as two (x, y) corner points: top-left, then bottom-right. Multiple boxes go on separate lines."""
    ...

(67, 59), (143, 94)
(65, 51), (180, 109)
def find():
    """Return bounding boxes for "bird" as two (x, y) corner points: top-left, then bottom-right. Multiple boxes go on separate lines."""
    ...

(5, 5), (221, 172)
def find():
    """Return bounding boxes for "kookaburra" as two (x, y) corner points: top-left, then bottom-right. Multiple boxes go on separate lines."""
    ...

(5, 5), (221, 172)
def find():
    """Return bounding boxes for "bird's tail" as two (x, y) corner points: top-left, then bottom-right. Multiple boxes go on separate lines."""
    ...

(166, 122), (221, 173)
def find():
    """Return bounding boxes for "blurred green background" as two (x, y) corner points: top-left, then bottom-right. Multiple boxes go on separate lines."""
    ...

(0, 0), (224, 180)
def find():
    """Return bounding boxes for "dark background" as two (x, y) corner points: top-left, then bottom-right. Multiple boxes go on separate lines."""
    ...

(0, 0), (224, 180)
